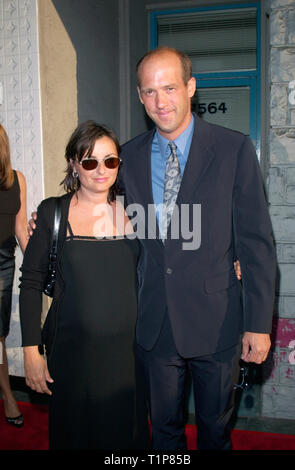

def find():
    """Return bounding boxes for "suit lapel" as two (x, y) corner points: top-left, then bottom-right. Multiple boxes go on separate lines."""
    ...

(135, 130), (155, 208)
(130, 130), (164, 253)
(177, 115), (216, 206)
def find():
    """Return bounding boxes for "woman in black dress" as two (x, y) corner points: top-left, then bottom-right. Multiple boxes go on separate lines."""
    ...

(0, 124), (28, 427)
(20, 121), (149, 449)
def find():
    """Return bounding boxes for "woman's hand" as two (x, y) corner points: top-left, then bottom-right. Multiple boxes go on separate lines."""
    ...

(24, 346), (54, 395)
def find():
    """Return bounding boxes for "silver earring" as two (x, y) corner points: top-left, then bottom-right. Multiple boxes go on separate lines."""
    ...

(72, 170), (79, 191)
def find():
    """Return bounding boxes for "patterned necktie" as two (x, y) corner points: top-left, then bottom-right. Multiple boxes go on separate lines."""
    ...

(162, 141), (182, 239)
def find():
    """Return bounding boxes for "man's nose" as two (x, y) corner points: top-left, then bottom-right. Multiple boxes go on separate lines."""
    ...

(155, 91), (168, 108)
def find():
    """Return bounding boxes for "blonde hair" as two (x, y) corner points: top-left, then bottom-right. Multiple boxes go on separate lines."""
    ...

(0, 125), (14, 190)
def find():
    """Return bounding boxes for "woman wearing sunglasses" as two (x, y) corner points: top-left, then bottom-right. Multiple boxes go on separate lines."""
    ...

(19, 121), (149, 450)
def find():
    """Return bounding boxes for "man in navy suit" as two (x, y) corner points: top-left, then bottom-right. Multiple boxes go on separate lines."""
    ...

(120, 46), (276, 450)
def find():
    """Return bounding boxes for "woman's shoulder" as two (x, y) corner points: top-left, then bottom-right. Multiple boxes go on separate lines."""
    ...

(15, 170), (26, 192)
(38, 193), (72, 216)
(15, 170), (26, 183)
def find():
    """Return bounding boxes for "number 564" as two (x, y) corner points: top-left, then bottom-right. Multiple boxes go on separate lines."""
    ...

(198, 102), (227, 114)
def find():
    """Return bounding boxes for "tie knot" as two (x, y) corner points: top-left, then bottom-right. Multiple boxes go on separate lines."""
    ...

(168, 141), (177, 155)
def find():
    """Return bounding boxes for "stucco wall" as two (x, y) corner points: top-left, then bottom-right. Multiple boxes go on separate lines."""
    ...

(38, 0), (78, 198)
(52, 0), (120, 136)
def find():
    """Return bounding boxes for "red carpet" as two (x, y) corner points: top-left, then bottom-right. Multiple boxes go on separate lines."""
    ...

(1, 400), (295, 450)
(0, 400), (49, 450)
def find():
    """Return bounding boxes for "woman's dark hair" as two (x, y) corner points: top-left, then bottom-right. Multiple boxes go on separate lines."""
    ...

(61, 120), (121, 203)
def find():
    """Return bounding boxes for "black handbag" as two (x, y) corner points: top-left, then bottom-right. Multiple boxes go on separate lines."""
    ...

(43, 198), (61, 297)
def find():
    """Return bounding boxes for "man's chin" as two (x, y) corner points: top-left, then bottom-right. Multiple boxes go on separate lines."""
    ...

(157, 126), (177, 139)
(153, 120), (175, 135)
(151, 114), (175, 131)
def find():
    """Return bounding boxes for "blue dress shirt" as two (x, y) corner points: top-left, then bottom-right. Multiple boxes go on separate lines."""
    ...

(151, 114), (195, 233)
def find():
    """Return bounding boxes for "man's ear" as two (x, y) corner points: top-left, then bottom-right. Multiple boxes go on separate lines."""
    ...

(137, 86), (144, 104)
(187, 77), (196, 98)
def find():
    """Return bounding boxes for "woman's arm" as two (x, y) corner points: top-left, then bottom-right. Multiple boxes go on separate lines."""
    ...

(19, 198), (56, 393)
(19, 200), (50, 346)
(15, 171), (28, 253)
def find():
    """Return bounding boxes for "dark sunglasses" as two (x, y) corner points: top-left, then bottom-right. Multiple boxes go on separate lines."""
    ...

(79, 155), (122, 171)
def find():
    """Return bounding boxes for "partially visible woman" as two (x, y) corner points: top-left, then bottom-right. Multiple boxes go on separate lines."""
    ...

(19, 121), (149, 449)
(0, 124), (28, 427)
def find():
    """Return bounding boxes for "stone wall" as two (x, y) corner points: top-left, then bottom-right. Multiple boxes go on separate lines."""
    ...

(262, 0), (295, 419)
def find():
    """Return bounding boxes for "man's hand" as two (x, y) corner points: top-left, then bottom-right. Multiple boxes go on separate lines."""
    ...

(241, 332), (271, 364)
(27, 211), (37, 238)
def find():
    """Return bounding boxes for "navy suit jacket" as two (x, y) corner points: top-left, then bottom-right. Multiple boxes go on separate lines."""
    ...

(121, 115), (276, 358)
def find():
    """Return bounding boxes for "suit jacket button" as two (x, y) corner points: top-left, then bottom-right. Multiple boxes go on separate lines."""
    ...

(166, 268), (173, 275)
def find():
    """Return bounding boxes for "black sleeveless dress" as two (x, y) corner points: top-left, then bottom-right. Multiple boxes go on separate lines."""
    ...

(47, 223), (149, 450)
(0, 170), (20, 337)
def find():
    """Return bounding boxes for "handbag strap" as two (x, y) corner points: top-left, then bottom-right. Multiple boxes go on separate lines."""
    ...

(49, 198), (62, 264)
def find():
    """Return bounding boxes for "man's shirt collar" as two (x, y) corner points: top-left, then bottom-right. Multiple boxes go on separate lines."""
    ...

(156, 114), (195, 159)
